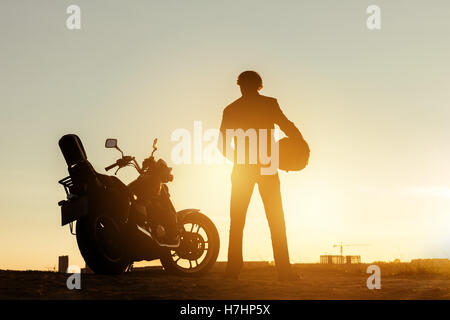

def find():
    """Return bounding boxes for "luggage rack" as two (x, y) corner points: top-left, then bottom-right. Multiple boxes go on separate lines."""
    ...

(58, 176), (74, 196)
(58, 176), (77, 235)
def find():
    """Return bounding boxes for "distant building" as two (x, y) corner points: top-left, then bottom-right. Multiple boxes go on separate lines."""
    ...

(345, 255), (361, 264)
(320, 255), (344, 264)
(58, 255), (69, 273)
(320, 255), (361, 264)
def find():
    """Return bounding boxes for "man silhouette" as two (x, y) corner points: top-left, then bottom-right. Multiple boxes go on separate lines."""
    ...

(219, 71), (300, 280)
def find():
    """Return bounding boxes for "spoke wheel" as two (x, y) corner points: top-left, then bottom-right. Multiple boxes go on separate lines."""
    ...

(160, 212), (219, 276)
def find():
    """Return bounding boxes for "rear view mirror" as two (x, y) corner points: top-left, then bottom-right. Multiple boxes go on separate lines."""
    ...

(105, 138), (117, 149)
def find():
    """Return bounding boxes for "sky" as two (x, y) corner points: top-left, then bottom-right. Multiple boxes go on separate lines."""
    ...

(0, 0), (449, 270)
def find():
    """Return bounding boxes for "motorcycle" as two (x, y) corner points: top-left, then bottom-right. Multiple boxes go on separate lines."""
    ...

(57, 134), (220, 275)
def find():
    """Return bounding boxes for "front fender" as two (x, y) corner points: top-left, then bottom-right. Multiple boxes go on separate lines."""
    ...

(177, 208), (200, 222)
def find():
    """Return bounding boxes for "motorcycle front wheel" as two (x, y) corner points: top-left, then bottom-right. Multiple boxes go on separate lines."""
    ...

(76, 214), (129, 275)
(160, 211), (220, 276)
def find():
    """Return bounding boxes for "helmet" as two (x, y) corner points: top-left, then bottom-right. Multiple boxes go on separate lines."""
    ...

(278, 135), (310, 172)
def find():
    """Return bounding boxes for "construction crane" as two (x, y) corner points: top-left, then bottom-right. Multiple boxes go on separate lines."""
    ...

(333, 243), (370, 256)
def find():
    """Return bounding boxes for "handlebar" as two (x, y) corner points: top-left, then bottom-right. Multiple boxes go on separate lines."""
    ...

(105, 156), (141, 174)
(105, 162), (118, 171)
(104, 137), (158, 174)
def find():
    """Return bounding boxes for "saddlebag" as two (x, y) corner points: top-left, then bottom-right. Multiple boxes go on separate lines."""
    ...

(60, 195), (88, 226)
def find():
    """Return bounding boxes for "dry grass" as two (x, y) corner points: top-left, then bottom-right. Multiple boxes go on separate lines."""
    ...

(370, 262), (450, 277)
(1, 261), (449, 299)
(293, 261), (450, 277)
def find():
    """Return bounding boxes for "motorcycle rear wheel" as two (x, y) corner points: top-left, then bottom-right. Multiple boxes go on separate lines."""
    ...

(76, 214), (129, 275)
(160, 212), (219, 276)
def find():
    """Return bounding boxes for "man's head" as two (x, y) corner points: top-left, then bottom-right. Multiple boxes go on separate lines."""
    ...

(237, 71), (262, 95)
